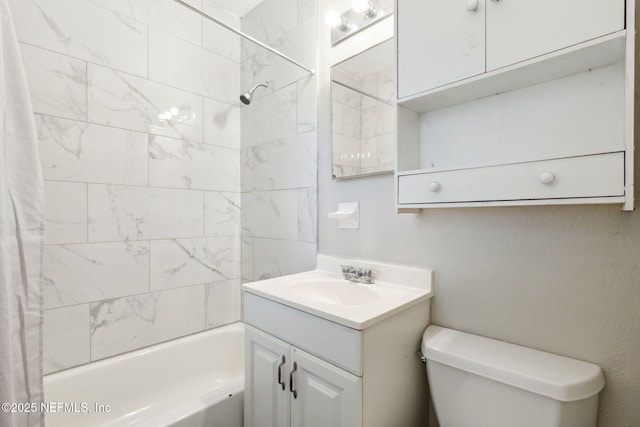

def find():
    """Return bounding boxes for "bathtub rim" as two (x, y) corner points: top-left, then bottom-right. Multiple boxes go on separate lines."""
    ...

(44, 321), (245, 380)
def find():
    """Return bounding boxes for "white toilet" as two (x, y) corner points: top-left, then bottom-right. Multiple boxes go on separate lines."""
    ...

(422, 326), (605, 427)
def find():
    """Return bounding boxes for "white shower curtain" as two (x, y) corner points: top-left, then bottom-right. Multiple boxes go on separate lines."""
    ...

(0, 0), (45, 426)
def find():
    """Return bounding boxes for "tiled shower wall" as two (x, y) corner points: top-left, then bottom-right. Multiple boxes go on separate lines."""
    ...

(10, 0), (245, 373)
(240, 0), (318, 280)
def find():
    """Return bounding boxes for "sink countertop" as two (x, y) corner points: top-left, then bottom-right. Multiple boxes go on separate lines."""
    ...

(242, 254), (434, 330)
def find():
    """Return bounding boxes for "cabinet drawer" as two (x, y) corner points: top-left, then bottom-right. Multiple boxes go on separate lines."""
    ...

(398, 153), (624, 205)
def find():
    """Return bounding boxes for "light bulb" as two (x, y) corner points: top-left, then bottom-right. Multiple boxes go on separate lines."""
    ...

(352, 0), (370, 13)
(325, 10), (341, 28)
(353, 0), (377, 17)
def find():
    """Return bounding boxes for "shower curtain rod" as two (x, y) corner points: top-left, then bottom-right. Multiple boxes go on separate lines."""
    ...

(173, 0), (315, 75)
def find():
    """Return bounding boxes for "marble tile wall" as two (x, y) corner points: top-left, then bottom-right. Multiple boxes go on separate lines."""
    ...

(10, 0), (244, 373)
(240, 0), (318, 282)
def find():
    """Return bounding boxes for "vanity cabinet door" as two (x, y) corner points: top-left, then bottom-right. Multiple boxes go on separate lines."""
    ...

(290, 348), (362, 427)
(397, 0), (485, 98)
(486, 0), (625, 70)
(245, 326), (290, 427)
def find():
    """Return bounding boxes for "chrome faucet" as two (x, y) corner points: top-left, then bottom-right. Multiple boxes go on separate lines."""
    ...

(341, 265), (374, 284)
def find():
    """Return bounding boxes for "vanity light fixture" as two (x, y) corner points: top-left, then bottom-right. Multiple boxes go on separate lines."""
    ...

(325, 9), (353, 32)
(326, 0), (393, 46)
(352, 0), (377, 18)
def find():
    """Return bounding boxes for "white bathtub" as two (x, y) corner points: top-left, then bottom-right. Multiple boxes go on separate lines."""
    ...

(44, 322), (244, 427)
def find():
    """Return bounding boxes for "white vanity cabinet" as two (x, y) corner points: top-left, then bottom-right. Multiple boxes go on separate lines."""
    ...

(243, 292), (430, 427)
(395, 0), (634, 211)
(244, 326), (290, 427)
(245, 326), (361, 427)
(397, 0), (625, 98)
(290, 348), (361, 427)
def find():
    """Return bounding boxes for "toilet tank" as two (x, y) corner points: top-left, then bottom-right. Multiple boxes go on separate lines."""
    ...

(422, 326), (605, 427)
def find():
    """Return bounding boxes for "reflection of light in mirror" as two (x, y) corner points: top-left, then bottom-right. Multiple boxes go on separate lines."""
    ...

(338, 152), (374, 161)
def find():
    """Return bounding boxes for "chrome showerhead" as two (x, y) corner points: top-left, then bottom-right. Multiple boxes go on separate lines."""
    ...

(239, 81), (269, 105)
(239, 93), (251, 105)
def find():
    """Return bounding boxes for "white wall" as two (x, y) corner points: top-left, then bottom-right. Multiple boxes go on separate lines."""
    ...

(317, 2), (640, 426)
(12, 0), (244, 372)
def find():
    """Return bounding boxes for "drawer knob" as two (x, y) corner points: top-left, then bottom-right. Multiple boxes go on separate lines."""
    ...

(428, 181), (440, 192)
(539, 172), (555, 185)
(466, 0), (478, 12)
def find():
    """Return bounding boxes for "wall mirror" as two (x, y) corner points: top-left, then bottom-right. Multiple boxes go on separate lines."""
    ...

(331, 38), (395, 179)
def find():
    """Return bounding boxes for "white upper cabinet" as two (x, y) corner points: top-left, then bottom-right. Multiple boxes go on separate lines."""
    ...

(398, 0), (626, 99)
(395, 0), (634, 210)
(486, 0), (625, 71)
(397, 0), (485, 98)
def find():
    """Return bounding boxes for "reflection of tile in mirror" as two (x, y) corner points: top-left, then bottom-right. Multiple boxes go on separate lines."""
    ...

(361, 105), (381, 139)
(332, 39), (394, 100)
(361, 137), (378, 169)
(362, 75), (378, 110)
(332, 102), (344, 134)
(332, 134), (361, 168)
(343, 105), (361, 139)
(332, 82), (362, 109)
(377, 133), (394, 166)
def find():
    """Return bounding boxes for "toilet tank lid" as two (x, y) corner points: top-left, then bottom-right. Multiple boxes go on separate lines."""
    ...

(422, 326), (605, 402)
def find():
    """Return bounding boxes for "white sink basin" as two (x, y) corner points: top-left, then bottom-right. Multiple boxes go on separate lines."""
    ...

(242, 255), (434, 329)
(287, 280), (381, 306)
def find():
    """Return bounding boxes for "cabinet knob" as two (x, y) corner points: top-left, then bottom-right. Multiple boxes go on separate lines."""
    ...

(539, 172), (555, 185)
(428, 181), (440, 192)
(466, 0), (479, 11)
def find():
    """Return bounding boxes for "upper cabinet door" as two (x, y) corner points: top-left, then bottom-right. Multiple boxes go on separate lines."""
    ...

(486, 0), (625, 71)
(397, 0), (486, 98)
